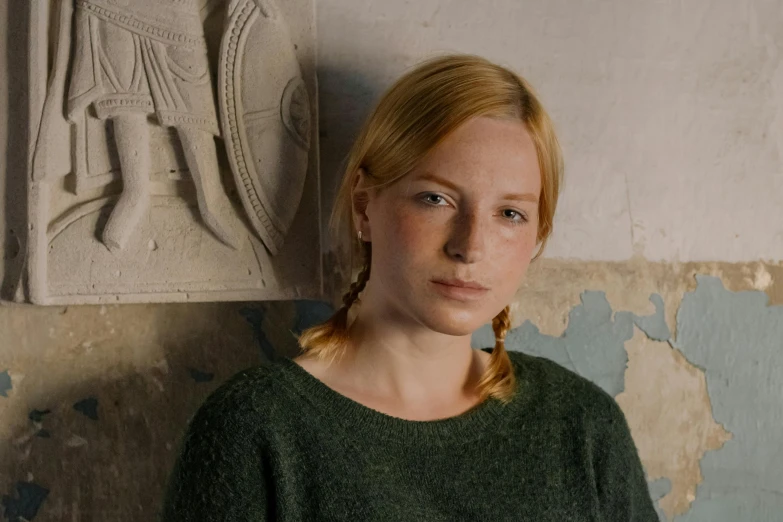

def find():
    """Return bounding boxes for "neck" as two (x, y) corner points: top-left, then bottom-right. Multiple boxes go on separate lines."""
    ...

(337, 301), (486, 415)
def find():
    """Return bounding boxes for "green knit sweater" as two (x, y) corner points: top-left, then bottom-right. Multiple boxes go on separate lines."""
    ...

(161, 348), (658, 521)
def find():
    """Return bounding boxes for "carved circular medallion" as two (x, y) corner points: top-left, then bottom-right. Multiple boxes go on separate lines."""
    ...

(281, 77), (310, 149)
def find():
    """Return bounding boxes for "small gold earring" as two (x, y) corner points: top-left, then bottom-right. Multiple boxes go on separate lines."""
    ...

(358, 231), (363, 241)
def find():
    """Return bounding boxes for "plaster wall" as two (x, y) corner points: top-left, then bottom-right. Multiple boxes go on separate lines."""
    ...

(317, 0), (783, 263)
(1, 1), (781, 520)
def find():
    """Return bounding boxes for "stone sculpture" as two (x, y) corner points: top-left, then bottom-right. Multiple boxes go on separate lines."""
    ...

(61, 0), (240, 251)
(21, 0), (319, 304)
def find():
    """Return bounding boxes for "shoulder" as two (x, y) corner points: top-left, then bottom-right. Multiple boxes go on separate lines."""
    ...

(502, 354), (656, 518)
(184, 359), (288, 436)
(504, 349), (641, 469)
(163, 363), (285, 519)
(505, 349), (626, 425)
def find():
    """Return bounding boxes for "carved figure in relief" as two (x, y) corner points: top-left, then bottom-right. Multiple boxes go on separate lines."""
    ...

(65, 0), (240, 250)
(23, 0), (317, 304)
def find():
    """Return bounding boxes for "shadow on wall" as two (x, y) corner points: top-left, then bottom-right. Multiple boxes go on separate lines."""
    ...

(316, 62), (389, 222)
(315, 63), (397, 301)
(2, 0), (29, 301)
(0, 299), (333, 521)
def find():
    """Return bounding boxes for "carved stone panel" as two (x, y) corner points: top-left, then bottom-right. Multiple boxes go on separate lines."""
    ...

(22, 0), (319, 304)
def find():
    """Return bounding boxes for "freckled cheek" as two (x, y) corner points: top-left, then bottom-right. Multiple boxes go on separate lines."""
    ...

(385, 207), (437, 255)
(493, 231), (538, 281)
(517, 230), (539, 262)
(495, 224), (537, 250)
(374, 208), (435, 291)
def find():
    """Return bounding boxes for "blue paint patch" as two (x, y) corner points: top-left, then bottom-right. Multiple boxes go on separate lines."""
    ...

(632, 293), (671, 341)
(472, 292), (672, 397)
(0, 370), (11, 397)
(1, 481), (49, 522)
(73, 397), (99, 420)
(670, 275), (783, 521)
(648, 477), (672, 502)
(28, 409), (51, 423)
(292, 300), (335, 335)
(647, 478), (671, 522)
(188, 368), (214, 383)
(472, 290), (634, 396)
(239, 305), (277, 362)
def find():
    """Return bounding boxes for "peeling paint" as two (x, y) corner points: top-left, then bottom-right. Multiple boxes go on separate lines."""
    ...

(0, 300), (261, 519)
(188, 368), (215, 383)
(1, 481), (49, 522)
(28, 409), (52, 439)
(648, 478), (672, 503)
(630, 294), (671, 342)
(671, 275), (783, 521)
(27, 409), (50, 423)
(73, 398), (98, 421)
(239, 305), (278, 361)
(516, 260), (783, 344)
(0, 370), (11, 397)
(616, 327), (731, 520)
(747, 264), (773, 292)
(475, 290), (667, 397)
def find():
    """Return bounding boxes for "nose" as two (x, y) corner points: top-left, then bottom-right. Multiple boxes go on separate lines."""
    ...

(444, 207), (487, 263)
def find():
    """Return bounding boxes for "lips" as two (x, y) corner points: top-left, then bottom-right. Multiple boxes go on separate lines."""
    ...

(429, 280), (489, 302)
(432, 278), (488, 290)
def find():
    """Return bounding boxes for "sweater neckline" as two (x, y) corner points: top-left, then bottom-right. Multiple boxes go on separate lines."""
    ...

(277, 347), (515, 447)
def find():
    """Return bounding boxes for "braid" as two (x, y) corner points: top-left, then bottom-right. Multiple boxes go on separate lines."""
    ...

(342, 247), (371, 309)
(296, 242), (371, 363)
(491, 304), (512, 341)
(477, 305), (517, 403)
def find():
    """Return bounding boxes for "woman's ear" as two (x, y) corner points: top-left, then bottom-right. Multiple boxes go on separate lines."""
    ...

(351, 168), (372, 242)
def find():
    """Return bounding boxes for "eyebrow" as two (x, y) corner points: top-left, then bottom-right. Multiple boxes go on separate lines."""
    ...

(414, 172), (539, 203)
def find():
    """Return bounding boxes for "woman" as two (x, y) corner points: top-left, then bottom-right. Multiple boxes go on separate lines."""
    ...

(161, 54), (658, 521)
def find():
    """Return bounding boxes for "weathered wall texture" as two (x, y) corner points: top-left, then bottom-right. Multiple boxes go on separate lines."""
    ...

(2, 0), (782, 521)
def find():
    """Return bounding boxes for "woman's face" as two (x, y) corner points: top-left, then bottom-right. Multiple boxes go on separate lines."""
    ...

(355, 115), (542, 336)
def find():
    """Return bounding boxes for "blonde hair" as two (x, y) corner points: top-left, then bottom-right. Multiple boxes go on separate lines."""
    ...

(296, 54), (564, 404)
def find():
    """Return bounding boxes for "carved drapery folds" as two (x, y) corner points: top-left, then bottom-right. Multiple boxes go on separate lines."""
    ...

(24, 0), (319, 304)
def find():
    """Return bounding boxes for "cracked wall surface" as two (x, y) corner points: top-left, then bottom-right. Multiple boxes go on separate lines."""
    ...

(481, 268), (781, 522)
(2, 263), (779, 520)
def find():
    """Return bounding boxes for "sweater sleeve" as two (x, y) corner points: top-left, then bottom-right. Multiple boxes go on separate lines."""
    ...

(592, 396), (659, 522)
(160, 375), (272, 522)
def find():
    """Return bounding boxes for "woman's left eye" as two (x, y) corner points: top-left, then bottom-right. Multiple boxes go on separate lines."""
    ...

(503, 209), (528, 224)
(422, 194), (449, 206)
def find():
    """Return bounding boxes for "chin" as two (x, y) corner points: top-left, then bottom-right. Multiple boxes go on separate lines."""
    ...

(417, 308), (489, 337)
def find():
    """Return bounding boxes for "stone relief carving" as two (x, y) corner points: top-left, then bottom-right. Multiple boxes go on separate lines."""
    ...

(65, 0), (240, 251)
(23, 0), (320, 304)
